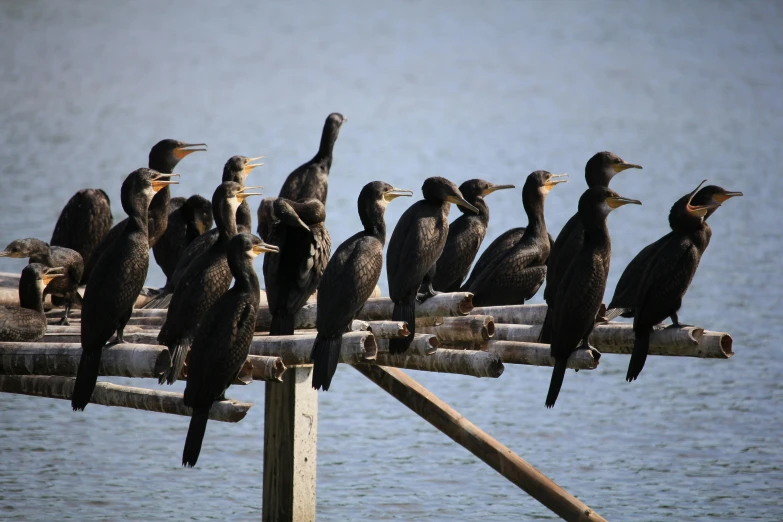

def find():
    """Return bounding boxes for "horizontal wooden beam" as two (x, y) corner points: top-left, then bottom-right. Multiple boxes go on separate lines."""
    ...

(0, 375), (251, 422)
(250, 331), (377, 366)
(418, 315), (494, 345)
(375, 334), (439, 356)
(470, 304), (547, 325)
(354, 364), (607, 522)
(484, 341), (599, 370)
(370, 348), (503, 378)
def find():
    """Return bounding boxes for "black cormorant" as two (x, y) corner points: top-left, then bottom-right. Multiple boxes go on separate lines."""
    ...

(386, 177), (478, 353)
(310, 182), (412, 390)
(538, 152), (642, 344)
(427, 179), (514, 293)
(83, 140), (205, 282)
(261, 197), (330, 335)
(72, 168), (179, 411)
(0, 238), (84, 325)
(463, 171), (567, 306)
(50, 188), (112, 283)
(0, 264), (64, 342)
(157, 182), (262, 385)
(151, 195), (213, 285)
(143, 156), (260, 309)
(606, 185), (743, 321)
(625, 182), (738, 381)
(182, 233), (278, 467)
(279, 113), (346, 203)
(545, 187), (641, 408)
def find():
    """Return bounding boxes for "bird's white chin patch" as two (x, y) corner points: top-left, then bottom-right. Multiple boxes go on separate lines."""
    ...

(247, 248), (259, 259)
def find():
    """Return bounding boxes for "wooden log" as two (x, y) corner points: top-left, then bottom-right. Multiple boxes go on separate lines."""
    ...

(0, 342), (170, 378)
(483, 341), (598, 370)
(371, 348), (503, 378)
(42, 330), (161, 345)
(365, 320), (410, 338)
(250, 331), (377, 366)
(0, 375), (251, 422)
(375, 334), (439, 356)
(470, 304), (548, 325)
(247, 355), (286, 382)
(263, 366), (317, 521)
(354, 364), (607, 522)
(419, 315), (494, 344)
(493, 323), (733, 359)
(355, 293), (473, 321)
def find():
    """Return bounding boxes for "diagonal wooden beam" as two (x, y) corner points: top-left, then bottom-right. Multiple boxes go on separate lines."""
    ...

(353, 364), (607, 522)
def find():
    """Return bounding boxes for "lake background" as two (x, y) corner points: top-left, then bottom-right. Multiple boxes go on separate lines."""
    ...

(0, 1), (782, 520)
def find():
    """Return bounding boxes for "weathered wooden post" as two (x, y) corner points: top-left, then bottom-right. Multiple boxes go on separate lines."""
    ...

(262, 366), (318, 522)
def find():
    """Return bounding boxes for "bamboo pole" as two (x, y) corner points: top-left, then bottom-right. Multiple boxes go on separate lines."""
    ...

(354, 364), (607, 522)
(247, 355), (287, 382)
(365, 320), (410, 338)
(355, 293), (474, 321)
(249, 331), (377, 366)
(470, 304), (547, 325)
(493, 323), (733, 359)
(483, 341), (599, 370)
(371, 348), (503, 378)
(375, 334), (439, 356)
(0, 375), (251, 422)
(419, 315), (494, 345)
(0, 342), (170, 378)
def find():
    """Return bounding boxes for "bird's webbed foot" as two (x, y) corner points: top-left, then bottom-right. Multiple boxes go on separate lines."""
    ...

(666, 313), (692, 329)
(108, 330), (126, 346)
(57, 316), (70, 326)
(416, 284), (440, 304)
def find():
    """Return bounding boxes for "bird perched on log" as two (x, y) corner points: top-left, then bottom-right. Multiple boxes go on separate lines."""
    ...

(623, 181), (738, 381)
(462, 172), (567, 306)
(182, 233), (278, 467)
(260, 197), (329, 335)
(425, 179), (514, 293)
(0, 238), (84, 325)
(311, 182), (412, 390)
(72, 168), (179, 411)
(82, 140), (206, 283)
(605, 184), (743, 321)
(157, 182), (263, 385)
(0, 264), (65, 342)
(50, 188), (112, 283)
(386, 177), (478, 353)
(539, 152), (642, 344)
(143, 155), (261, 309)
(279, 113), (346, 203)
(152, 195), (213, 286)
(546, 187), (641, 408)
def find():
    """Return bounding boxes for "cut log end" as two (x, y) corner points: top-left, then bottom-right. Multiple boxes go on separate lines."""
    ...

(362, 334), (378, 361)
(457, 293), (474, 315)
(483, 318), (495, 340)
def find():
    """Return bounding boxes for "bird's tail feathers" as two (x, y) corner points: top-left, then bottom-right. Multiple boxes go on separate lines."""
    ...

(160, 341), (190, 385)
(545, 358), (567, 409)
(626, 327), (651, 382)
(310, 333), (343, 391)
(270, 312), (295, 336)
(141, 291), (172, 309)
(182, 407), (209, 467)
(71, 349), (102, 411)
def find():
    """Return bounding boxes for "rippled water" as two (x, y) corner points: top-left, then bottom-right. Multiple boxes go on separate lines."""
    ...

(1, 1), (782, 520)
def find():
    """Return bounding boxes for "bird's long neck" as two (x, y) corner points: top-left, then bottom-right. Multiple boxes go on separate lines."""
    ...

(236, 201), (252, 233)
(523, 192), (547, 238)
(468, 197), (490, 226)
(361, 203), (387, 244)
(217, 204), (239, 241)
(148, 158), (174, 226)
(582, 213), (610, 252)
(315, 124), (337, 165)
(231, 256), (261, 296)
(126, 200), (150, 235)
(18, 277), (44, 313)
(27, 241), (54, 266)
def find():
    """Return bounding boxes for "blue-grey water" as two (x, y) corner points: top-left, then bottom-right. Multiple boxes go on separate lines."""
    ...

(1, 1), (781, 520)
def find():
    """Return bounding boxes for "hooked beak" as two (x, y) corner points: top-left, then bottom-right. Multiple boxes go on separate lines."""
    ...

(173, 143), (207, 160)
(612, 161), (643, 173)
(606, 195), (642, 208)
(0, 250), (15, 258)
(42, 266), (66, 285)
(446, 195), (480, 214)
(543, 174), (568, 193)
(151, 173), (180, 192)
(482, 184), (515, 196)
(252, 242), (280, 256)
(713, 191), (743, 203)
(383, 188), (414, 202)
(237, 185), (264, 203)
(244, 156), (265, 174)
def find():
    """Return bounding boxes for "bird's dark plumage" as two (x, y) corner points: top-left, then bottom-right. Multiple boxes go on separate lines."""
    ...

(152, 195), (213, 284)
(158, 181), (261, 385)
(50, 188), (112, 283)
(72, 168), (178, 411)
(606, 185), (743, 321)
(539, 152), (642, 344)
(0, 238), (83, 325)
(463, 172), (566, 306)
(386, 177), (479, 353)
(279, 113), (346, 204)
(428, 179), (514, 292)
(0, 264), (64, 342)
(261, 198), (330, 335)
(182, 233), (276, 467)
(311, 182), (412, 390)
(142, 155), (258, 309)
(545, 187), (641, 408)
(82, 140), (205, 283)
(625, 183), (740, 381)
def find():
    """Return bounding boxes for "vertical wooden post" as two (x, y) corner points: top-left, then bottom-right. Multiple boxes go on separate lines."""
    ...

(263, 366), (318, 522)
